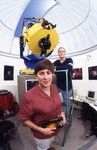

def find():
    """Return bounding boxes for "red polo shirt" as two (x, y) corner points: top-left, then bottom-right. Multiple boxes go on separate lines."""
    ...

(18, 84), (62, 139)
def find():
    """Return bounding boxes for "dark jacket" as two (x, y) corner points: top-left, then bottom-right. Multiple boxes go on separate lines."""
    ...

(54, 58), (73, 90)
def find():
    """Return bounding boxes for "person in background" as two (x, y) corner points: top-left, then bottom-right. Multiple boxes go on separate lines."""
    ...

(18, 59), (66, 150)
(54, 47), (73, 116)
(38, 18), (56, 29)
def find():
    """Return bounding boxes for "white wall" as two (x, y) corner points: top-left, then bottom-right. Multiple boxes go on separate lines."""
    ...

(72, 49), (97, 96)
(0, 55), (25, 102)
(0, 49), (97, 101)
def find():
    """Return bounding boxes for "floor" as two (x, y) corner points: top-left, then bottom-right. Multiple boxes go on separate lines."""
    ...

(8, 108), (97, 150)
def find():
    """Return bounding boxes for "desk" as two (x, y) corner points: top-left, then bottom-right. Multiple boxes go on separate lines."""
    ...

(84, 98), (97, 111)
(74, 96), (97, 111)
(89, 103), (97, 111)
(74, 96), (97, 136)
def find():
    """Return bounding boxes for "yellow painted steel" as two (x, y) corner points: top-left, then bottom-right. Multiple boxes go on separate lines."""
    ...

(19, 67), (34, 75)
(23, 23), (59, 55)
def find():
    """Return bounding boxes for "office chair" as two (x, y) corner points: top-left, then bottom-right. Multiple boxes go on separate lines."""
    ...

(0, 108), (15, 150)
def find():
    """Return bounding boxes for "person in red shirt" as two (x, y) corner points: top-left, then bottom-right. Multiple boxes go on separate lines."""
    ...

(18, 59), (66, 150)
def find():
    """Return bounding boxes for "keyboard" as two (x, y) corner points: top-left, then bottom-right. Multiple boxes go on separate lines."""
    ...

(86, 96), (96, 101)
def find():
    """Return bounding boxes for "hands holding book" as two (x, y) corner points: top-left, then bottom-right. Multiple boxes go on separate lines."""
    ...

(41, 111), (66, 129)
(39, 112), (66, 136)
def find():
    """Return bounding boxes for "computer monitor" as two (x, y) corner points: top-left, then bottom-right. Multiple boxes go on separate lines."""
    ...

(87, 91), (95, 99)
(25, 79), (38, 92)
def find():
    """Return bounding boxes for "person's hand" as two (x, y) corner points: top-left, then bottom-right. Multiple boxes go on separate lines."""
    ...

(54, 66), (56, 72)
(39, 127), (56, 135)
(59, 112), (67, 126)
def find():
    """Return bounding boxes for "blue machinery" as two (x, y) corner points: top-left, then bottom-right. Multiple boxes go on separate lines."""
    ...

(19, 17), (59, 74)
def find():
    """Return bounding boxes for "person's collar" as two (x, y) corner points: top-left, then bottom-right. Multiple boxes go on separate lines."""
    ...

(60, 57), (66, 63)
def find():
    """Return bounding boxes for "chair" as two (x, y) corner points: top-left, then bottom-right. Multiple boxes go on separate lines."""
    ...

(0, 108), (15, 150)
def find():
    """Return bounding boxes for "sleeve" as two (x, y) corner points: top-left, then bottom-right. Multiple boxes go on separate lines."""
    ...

(59, 58), (73, 72)
(67, 58), (73, 72)
(18, 94), (34, 122)
(53, 60), (58, 72)
(53, 60), (58, 66)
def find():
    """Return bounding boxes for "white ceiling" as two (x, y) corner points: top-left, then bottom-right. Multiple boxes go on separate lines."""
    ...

(0, 0), (97, 58)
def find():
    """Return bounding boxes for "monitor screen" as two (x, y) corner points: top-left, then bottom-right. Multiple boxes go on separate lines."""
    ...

(25, 79), (38, 92)
(88, 91), (95, 98)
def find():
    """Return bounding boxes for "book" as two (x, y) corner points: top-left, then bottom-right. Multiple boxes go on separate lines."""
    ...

(41, 116), (63, 128)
